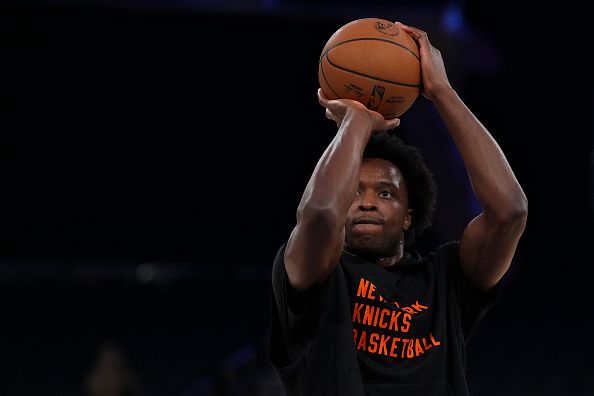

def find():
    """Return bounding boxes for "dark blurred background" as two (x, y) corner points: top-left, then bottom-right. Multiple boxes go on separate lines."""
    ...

(1, 1), (593, 395)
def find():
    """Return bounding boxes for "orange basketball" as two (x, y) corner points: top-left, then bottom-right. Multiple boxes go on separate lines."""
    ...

(318, 18), (421, 119)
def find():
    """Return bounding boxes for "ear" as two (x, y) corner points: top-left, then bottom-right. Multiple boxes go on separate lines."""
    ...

(403, 209), (413, 231)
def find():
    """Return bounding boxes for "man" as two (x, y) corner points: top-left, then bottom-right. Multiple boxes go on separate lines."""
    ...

(268, 21), (527, 395)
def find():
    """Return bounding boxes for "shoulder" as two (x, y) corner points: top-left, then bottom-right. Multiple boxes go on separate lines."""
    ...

(272, 240), (337, 316)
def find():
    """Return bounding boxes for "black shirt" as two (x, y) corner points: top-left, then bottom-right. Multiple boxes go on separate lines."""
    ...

(269, 241), (501, 395)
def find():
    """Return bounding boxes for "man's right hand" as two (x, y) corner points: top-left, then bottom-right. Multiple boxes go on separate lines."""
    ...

(317, 88), (400, 132)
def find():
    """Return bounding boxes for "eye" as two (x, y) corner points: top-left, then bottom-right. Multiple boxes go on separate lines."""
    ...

(379, 191), (393, 199)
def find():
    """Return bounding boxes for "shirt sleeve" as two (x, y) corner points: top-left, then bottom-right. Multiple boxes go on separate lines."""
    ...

(440, 241), (502, 342)
(268, 241), (327, 375)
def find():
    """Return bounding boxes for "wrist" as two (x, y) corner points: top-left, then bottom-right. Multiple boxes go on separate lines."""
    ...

(427, 85), (457, 104)
(343, 107), (374, 132)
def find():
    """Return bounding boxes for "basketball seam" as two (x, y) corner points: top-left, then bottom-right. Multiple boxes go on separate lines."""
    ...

(323, 53), (421, 88)
(319, 37), (421, 63)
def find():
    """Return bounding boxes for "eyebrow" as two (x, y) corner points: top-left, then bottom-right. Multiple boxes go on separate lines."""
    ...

(376, 181), (398, 189)
(377, 182), (400, 190)
(360, 180), (399, 189)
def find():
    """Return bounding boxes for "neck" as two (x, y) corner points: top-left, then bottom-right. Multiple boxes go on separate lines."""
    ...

(376, 253), (402, 267)
(344, 240), (405, 267)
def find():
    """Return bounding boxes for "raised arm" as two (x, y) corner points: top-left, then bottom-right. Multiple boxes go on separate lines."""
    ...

(284, 92), (400, 292)
(397, 22), (528, 293)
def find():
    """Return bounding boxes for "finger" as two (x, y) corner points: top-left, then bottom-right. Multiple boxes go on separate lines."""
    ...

(394, 21), (430, 46)
(394, 21), (421, 37)
(387, 117), (401, 129)
(318, 88), (328, 100)
(325, 108), (335, 120)
(317, 88), (330, 107)
(379, 117), (400, 130)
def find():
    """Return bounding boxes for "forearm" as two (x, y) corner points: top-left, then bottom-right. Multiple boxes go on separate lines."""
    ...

(297, 109), (373, 224)
(433, 88), (527, 218)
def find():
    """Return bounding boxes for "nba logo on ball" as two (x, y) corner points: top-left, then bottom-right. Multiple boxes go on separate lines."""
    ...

(368, 85), (385, 111)
(373, 21), (398, 36)
(318, 18), (421, 118)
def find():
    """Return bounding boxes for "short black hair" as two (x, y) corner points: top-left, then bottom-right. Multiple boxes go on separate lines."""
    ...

(363, 133), (437, 245)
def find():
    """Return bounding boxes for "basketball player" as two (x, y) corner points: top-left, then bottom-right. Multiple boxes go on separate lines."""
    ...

(268, 21), (528, 395)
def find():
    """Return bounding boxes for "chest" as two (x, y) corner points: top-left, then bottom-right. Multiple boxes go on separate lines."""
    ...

(341, 261), (447, 362)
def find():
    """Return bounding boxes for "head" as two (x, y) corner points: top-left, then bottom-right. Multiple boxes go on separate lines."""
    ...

(344, 133), (437, 261)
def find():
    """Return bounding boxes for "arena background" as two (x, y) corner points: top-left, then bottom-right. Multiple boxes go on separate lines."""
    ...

(1, 1), (593, 395)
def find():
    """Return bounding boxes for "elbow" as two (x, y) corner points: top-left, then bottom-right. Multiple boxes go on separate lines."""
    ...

(513, 193), (529, 222)
(509, 203), (528, 231)
(491, 194), (528, 229)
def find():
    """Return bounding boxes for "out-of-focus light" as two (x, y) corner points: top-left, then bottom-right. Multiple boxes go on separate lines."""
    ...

(136, 263), (156, 282)
(441, 3), (465, 35)
(262, 0), (279, 8)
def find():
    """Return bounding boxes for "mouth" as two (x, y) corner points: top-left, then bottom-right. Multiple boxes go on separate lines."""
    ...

(352, 217), (383, 225)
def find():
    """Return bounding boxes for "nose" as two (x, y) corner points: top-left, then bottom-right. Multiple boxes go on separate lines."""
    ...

(358, 190), (377, 211)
